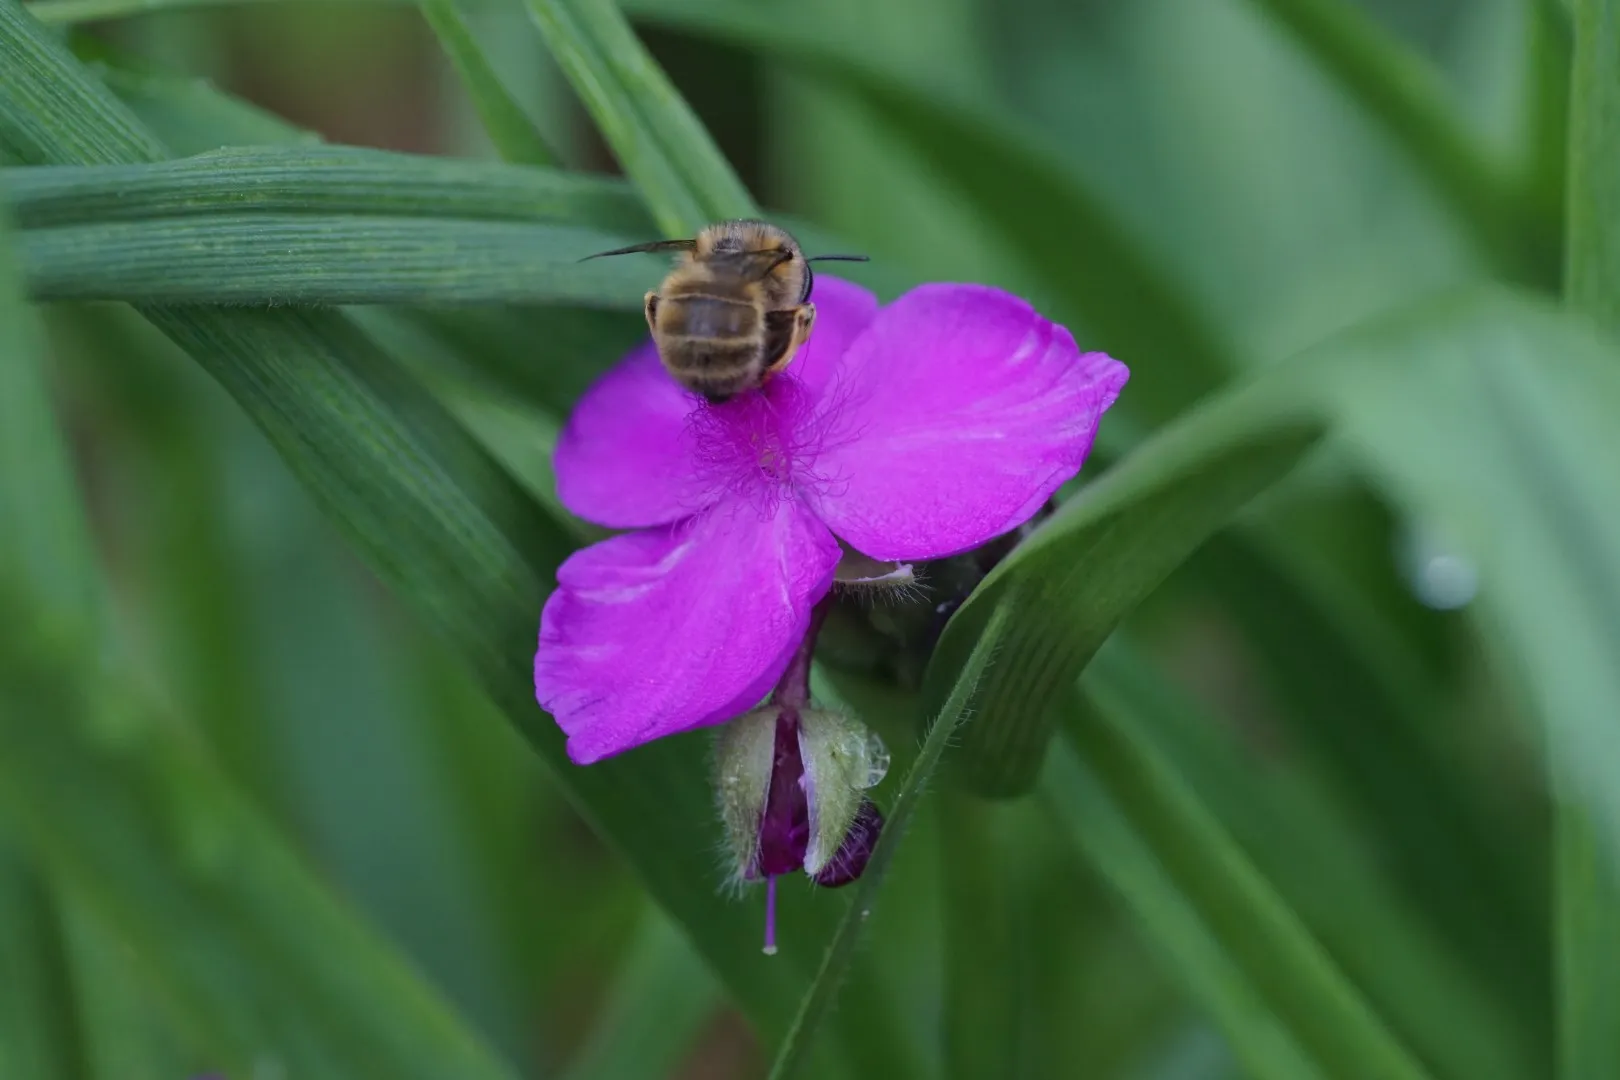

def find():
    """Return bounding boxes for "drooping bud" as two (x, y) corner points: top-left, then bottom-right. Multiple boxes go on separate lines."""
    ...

(812, 799), (884, 887)
(712, 701), (889, 952)
(713, 705), (888, 884)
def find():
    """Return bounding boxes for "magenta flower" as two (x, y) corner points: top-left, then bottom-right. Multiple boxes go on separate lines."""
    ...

(535, 278), (1128, 765)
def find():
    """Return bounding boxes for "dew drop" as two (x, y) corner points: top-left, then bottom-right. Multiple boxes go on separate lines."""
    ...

(861, 730), (889, 789)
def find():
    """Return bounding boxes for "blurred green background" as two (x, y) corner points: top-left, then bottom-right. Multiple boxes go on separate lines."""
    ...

(3, 0), (1618, 1078)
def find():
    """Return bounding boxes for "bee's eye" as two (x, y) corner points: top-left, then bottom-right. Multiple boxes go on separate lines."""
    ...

(801, 263), (815, 304)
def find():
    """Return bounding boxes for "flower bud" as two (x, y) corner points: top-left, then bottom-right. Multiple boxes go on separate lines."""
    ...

(713, 704), (888, 886)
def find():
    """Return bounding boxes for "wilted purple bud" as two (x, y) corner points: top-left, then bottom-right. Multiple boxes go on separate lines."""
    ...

(713, 703), (888, 952)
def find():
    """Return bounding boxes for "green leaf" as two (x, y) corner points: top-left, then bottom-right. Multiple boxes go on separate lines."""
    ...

(0, 130), (100, 1080)
(922, 370), (1325, 795)
(1314, 291), (1620, 860)
(421, 0), (563, 167)
(1559, 7), (1620, 1076)
(1, 147), (646, 228)
(766, 604), (1010, 1080)
(1238, 0), (1553, 280)
(621, 0), (1235, 427)
(1566, 0), (1620, 327)
(0, 850), (80, 1080)
(520, 0), (754, 235)
(16, 213), (658, 304)
(558, 910), (721, 1080)
(1, 149), (912, 306)
(0, 9), (921, 1075)
(1087, 637), (1538, 1080)
(0, 603), (525, 1080)
(1045, 692), (1433, 1080)
(940, 794), (1035, 1080)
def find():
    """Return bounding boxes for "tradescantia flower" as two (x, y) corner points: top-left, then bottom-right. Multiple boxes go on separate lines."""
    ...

(534, 277), (1128, 766)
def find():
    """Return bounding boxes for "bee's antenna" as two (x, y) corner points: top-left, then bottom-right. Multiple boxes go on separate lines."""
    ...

(806, 254), (870, 264)
(577, 238), (697, 264)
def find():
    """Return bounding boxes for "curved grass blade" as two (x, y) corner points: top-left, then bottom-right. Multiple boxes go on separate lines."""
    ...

(16, 214), (658, 305)
(0, 170), (91, 1080)
(26, 0), (403, 18)
(766, 604), (1010, 1080)
(0, 851), (80, 1080)
(618, 0), (1233, 427)
(921, 372), (1325, 795)
(1088, 637), (1538, 1080)
(558, 910), (721, 1080)
(1566, 0), (1620, 327)
(0, 9), (923, 1074)
(2, 147), (647, 228)
(0, 602), (526, 1080)
(421, 0), (562, 167)
(1047, 691), (1434, 1080)
(521, 0), (754, 235)
(1315, 290), (1620, 865)
(1, 150), (911, 307)
(1560, 4), (1620, 1072)
(1239, 0), (1554, 281)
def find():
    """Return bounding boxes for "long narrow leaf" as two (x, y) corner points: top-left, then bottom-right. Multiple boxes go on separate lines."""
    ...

(0, 602), (525, 1080)
(766, 604), (1010, 1080)
(1239, 0), (1553, 279)
(0, 172), (87, 1080)
(0, 2), (894, 1065)
(521, 0), (752, 234)
(1549, 18), (1620, 1064)
(1047, 693), (1433, 1080)
(921, 370), (1324, 795)
(1088, 637), (1538, 1080)
(620, 0), (1235, 427)
(421, 0), (563, 167)
(1, 147), (647, 228)
(558, 911), (721, 1080)
(17, 214), (655, 305)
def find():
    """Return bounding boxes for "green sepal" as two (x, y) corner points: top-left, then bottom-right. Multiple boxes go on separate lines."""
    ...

(712, 706), (779, 882)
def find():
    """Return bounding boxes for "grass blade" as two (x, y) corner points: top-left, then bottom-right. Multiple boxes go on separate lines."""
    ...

(0, 171), (88, 1080)
(1047, 692), (1433, 1080)
(0, 602), (525, 1080)
(1556, 14), (1620, 1068)
(0, 851), (80, 1080)
(521, 0), (753, 234)
(421, 0), (562, 167)
(1240, 0), (1553, 280)
(1566, 0), (1620, 326)
(921, 370), (1324, 795)
(622, 0), (1234, 427)
(766, 604), (1010, 1080)
(559, 910), (721, 1080)
(2, 147), (647, 227)
(0, 3), (889, 1061)
(26, 0), (405, 18)
(1088, 637), (1538, 1080)
(17, 213), (657, 304)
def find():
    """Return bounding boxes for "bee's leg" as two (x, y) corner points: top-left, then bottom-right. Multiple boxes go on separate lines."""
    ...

(643, 291), (660, 334)
(762, 304), (817, 381)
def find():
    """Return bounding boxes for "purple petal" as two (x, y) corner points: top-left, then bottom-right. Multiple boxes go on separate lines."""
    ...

(754, 707), (810, 877)
(552, 341), (713, 528)
(535, 497), (841, 764)
(779, 276), (879, 398)
(807, 284), (1128, 561)
(812, 800), (884, 888)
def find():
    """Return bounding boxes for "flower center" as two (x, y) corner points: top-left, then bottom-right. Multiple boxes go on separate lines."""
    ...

(684, 377), (827, 509)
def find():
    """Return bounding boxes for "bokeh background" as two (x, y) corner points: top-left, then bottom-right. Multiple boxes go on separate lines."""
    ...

(1, 1), (1605, 1078)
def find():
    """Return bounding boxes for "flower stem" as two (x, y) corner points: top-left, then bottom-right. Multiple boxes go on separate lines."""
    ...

(763, 875), (779, 956)
(770, 596), (832, 709)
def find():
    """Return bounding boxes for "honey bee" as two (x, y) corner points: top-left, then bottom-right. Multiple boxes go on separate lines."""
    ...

(584, 219), (867, 403)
